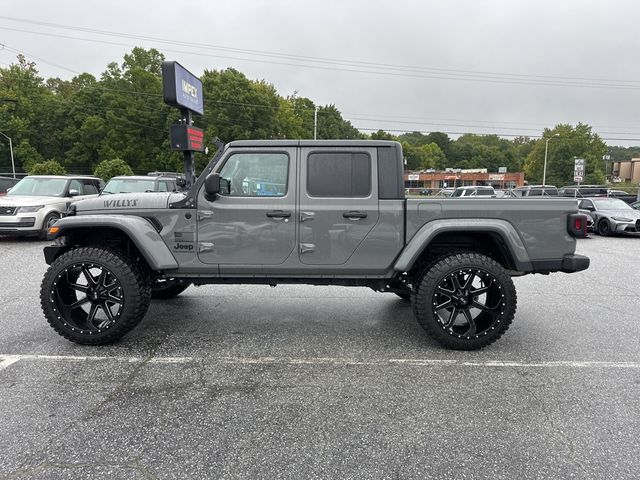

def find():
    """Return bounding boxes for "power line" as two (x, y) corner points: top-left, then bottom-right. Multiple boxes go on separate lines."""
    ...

(2, 15), (640, 87)
(4, 24), (640, 90)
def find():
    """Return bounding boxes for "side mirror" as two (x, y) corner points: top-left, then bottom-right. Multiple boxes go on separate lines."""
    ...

(68, 189), (79, 197)
(204, 173), (230, 201)
(6, 188), (11, 193)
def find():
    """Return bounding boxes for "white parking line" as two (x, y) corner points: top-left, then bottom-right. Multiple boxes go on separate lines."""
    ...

(1, 354), (639, 372)
(219, 356), (640, 369)
(0, 355), (21, 371)
(0, 354), (193, 371)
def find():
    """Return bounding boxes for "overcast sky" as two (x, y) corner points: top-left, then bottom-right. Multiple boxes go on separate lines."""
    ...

(2, 0), (640, 145)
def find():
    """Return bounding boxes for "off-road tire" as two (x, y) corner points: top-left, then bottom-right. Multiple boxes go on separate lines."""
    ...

(151, 280), (190, 299)
(412, 252), (517, 350)
(39, 211), (60, 240)
(40, 247), (151, 345)
(597, 219), (611, 236)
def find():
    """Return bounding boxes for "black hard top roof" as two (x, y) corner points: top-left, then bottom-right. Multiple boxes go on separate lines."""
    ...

(226, 139), (401, 148)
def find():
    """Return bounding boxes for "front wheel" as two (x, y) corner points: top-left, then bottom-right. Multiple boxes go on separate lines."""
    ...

(597, 219), (611, 236)
(412, 252), (517, 350)
(40, 247), (151, 344)
(39, 211), (60, 240)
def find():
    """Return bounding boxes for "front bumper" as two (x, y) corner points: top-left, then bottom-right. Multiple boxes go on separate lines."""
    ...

(0, 216), (38, 235)
(613, 219), (640, 234)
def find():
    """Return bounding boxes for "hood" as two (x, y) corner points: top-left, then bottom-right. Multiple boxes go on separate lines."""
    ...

(600, 209), (640, 218)
(75, 192), (183, 213)
(0, 195), (66, 206)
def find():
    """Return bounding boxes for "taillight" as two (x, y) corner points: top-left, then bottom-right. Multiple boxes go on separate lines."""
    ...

(568, 213), (588, 237)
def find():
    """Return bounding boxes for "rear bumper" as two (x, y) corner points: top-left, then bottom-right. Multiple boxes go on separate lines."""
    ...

(560, 254), (590, 273)
(531, 254), (590, 274)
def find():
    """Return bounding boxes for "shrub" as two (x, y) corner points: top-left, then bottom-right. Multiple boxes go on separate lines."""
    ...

(93, 158), (134, 181)
(28, 160), (67, 175)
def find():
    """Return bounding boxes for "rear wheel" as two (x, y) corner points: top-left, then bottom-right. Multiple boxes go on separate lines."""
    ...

(151, 279), (190, 299)
(597, 219), (611, 236)
(40, 247), (151, 344)
(412, 252), (517, 350)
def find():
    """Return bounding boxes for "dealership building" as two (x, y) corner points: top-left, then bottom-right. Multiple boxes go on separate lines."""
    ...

(404, 169), (525, 191)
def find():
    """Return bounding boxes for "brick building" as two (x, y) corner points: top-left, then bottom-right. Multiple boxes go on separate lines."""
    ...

(404, 169), (525, 191)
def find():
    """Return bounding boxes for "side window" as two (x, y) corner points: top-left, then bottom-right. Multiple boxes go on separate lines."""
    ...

(529, 188), (542, 196)
(218, 152), (289, 197)
(69, 179), (83, 195)
(158, 181), (168, 192)
(307, 152), (371, 197)
(81, 180), (98, 195)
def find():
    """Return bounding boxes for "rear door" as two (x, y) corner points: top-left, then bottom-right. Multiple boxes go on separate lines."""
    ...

(298, 147), (379, 265)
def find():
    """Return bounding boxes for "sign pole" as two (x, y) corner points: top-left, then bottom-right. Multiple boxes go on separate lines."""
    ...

(182, 109), (195, 189)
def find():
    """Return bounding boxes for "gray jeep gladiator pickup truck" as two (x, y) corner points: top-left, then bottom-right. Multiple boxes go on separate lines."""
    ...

(40, 140), (589, 350)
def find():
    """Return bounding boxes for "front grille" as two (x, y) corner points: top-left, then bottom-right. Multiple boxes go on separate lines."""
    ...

(0, 218), (35, 228)
(0, 206), (17, 216)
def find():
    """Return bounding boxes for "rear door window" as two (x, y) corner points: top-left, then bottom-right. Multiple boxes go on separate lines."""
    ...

(307, 152), (371, 197)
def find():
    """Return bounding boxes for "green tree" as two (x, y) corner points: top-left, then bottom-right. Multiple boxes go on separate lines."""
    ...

(524, 124), (606, 185)
(94, 158), (134, 181)
(28, 160), (66, 175)
(370, 130), (397, 141)
(402, 142), (445, 170)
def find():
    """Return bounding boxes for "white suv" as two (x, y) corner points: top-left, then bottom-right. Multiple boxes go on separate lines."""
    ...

(0, 176), (104, 238)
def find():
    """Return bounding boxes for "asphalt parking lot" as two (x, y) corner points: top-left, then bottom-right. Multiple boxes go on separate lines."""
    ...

(0, 235), (639, 479)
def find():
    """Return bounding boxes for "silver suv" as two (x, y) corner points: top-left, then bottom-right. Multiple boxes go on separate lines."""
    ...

(0, 175), (103, 238)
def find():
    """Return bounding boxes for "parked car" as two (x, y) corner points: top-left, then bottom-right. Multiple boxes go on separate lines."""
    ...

(451, 186), (496, 198)
(607, 189), (638, 205)
(0, 176), (20, 196)
(0, 175), (103, 238)
(578, 197), (640, 236)
(434, 188), (455, 197)
(559, 185), (608, 198)
(102, 174), (183, 195)
(419, 188), (433, 196)
(512, 185), (558, 197)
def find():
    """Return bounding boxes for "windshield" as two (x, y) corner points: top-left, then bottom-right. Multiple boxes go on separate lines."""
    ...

(594, 198), (632, 210)
(7, 177), (68, 196)
(103, 179), (156, 194)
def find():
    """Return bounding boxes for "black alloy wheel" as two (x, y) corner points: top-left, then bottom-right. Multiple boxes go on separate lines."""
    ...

(49, 263), (124, 334)
(41, 247), (151, 344)
(597, 219), (611, 236)
(413, 253), (517, 350)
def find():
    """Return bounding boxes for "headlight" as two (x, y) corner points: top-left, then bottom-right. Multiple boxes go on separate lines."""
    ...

(611, 216), (633, 222)
(16, 205), (44, 213)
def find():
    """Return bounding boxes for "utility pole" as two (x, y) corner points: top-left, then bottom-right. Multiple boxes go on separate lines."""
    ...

(1, 99), (18, 178)
(314, 106), (319, 140)
(0, 131), (15, 178)
(542, 133), (560, 185)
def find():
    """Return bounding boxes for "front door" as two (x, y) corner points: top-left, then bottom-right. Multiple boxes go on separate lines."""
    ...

(298, 147), (379, 265)
(197, 149), (297, 271)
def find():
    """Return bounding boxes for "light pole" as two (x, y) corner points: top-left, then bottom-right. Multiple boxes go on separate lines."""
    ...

(542, 133), (560, 186)
(313, 106), (319, 140)
(0, 131), (16, 178)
